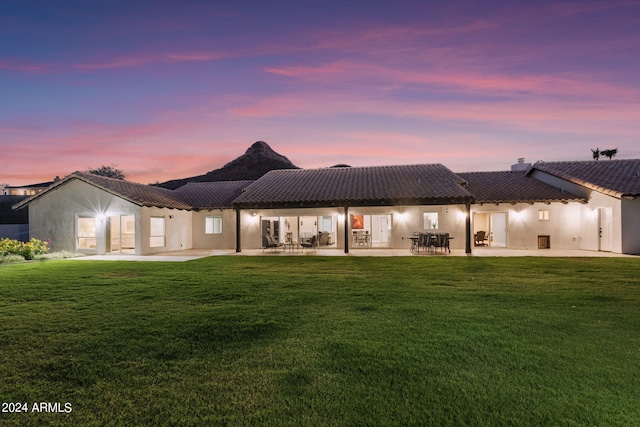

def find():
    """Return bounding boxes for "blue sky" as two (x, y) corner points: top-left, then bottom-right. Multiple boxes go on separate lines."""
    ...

(2, 0), (639, 185)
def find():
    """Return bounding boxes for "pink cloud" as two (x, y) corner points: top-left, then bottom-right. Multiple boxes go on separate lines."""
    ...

(224, 86), (640, 146)
(0, 59), (53, 73)
(74, 50), (229, 70)
(265, 61), (637, 101)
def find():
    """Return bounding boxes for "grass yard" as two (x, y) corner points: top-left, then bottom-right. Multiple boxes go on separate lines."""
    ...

(0, 256), (639, 426)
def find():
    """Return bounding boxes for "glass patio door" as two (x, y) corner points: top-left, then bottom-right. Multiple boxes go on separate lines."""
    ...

(108, 215), (135, 254)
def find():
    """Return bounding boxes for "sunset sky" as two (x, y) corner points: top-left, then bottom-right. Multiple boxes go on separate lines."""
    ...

(2, 0), (639, 186)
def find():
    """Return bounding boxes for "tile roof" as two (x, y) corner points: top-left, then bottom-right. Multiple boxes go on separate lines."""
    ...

(233, 164), (473, 208)
(174, 181), (253, 209)
(457, 171), (586, 204)
(530, 159), (640, 199)
(13, 172), (193, 210)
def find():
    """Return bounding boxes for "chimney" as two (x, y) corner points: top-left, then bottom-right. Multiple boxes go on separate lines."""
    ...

(511, 158), (532, 171)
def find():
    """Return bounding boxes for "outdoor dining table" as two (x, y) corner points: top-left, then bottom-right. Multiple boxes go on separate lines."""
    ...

(411, 232), (453, 254)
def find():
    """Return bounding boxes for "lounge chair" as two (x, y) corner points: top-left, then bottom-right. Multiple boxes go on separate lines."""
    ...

(262, 235), (283, 252)
(300, 235), (318, 251)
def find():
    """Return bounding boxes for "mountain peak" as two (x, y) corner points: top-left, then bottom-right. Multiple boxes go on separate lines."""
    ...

(156, 141), (299, 189)
(247, 140), (271, 152)
(227, 141), (294, 168)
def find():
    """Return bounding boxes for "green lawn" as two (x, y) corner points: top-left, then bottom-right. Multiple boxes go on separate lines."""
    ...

(1, 257), (639, 426)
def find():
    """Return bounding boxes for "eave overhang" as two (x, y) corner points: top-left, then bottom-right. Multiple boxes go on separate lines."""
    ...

(233, 196), (474, 210)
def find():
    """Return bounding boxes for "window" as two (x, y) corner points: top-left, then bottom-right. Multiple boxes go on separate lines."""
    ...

(77, 216), (97, 249)
(319, 216), (333, 232)
(150, 217), (165, 247)
(538, 210), (550, 221)
(205, 216), (222, 234)
(423, 212), (439, 230)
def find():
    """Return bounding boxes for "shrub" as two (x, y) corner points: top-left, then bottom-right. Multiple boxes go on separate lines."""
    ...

(0, 254), (26, 264)
(33, 251), (84, 260)
(0, 238), (49, 260)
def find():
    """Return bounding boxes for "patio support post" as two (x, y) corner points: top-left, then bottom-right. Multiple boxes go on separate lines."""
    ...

(465, 201), (472, 254)
(344, 206), (349, 254)
(235, 208), (241, 253)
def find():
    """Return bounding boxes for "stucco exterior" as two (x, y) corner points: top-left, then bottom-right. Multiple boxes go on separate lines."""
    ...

(531, 169), (632, 254)
(191, 209), (238, 250)
(470, 202), (582, 250)
(28, 179), (140, 254)
(621, 198), (640, 255)
(139, 207), (193, 255)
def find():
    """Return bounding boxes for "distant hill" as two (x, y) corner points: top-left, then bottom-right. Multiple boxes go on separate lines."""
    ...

(156, 141), (299, 189)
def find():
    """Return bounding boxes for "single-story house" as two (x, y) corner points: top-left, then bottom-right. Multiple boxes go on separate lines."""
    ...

(12, 159), (640, 255)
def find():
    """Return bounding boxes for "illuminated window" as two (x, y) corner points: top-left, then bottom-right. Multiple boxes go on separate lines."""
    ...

(538, 210), (550, 221)
(423, 212), (439, 230)
(77, 216), (97, 249)
(150, 217), (165, 247)
(205, 216), (222, 234)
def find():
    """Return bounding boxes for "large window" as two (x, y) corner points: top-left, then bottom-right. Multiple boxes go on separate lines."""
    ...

(77, 216), (97, 249)
(205, 216), (222, 234)
(423, 212), (439, 230)
(150, 217), (165, 247)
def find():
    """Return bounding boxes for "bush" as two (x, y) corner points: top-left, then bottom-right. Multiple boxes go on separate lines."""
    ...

(0, 238), (49, 260)
(33, 251), (84, 260)
(0, 254), (26, 264)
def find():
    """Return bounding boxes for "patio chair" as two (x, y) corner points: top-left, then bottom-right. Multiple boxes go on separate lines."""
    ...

(437, 233), (451, 253)
(475, 231), (488, 246)
(418, 233), (435, 253)
(300, 235), (318, 251)
(262, 235), (282, 252)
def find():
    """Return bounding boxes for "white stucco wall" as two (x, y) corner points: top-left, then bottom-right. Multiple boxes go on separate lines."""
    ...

(529, 170), (633, 254)
(471, 202), (582, 250)
(27, 179), (141, 254)
(579, 192), (622, 253)
(621, 198), (640, 254)
(191, 209), (237, 250)
(139, 207), (193, 254)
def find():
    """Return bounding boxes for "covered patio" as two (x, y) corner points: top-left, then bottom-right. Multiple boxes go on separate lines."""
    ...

(68, 246), (637, 261)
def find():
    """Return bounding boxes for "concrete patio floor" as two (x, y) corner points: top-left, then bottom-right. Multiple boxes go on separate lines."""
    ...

(71, 247), (637, 262)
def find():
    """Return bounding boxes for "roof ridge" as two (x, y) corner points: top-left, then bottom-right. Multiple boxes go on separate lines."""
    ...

(266, 163), (447, 173)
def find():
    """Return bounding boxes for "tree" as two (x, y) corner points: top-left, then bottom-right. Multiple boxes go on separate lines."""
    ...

(86, 164), (126, 180)
(591, 148), (600, 160)
(600, 148), (618, 160)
